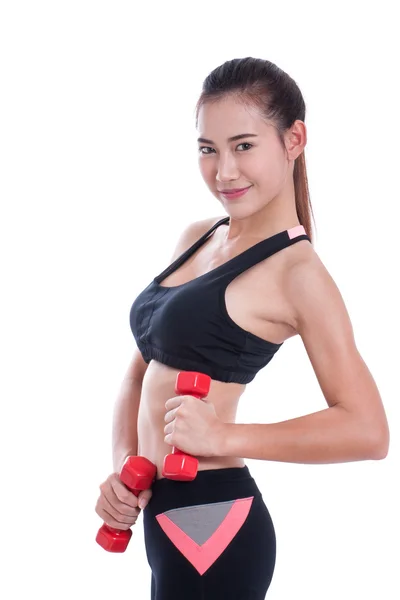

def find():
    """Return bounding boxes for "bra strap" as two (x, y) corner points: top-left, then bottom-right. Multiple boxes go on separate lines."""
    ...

(154, 216), (229, 282)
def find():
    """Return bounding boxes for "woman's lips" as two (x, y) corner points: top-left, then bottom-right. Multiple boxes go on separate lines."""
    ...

(219, 186), (252, 200)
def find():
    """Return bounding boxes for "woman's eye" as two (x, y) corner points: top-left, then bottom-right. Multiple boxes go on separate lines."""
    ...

(198, 146), (214, 155)
(237, 142), (253, 151)
(198, 143), (253, 155)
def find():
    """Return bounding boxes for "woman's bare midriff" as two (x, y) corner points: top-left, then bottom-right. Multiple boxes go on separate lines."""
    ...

(137, 361), (247, 480)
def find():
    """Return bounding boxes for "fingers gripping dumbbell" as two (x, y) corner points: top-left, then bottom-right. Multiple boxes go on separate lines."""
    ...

(96, 455), (157, 552)
(162, 371), (211, 481)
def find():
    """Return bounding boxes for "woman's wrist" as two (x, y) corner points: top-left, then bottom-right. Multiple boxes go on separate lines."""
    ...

(214, 422), (235, 457)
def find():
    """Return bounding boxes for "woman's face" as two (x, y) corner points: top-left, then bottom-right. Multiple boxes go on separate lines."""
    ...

(196, 96), (290, 214)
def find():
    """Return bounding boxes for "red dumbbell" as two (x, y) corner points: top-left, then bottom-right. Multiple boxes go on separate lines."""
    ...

(162, 371), (211, 481)
(96, 455), (157, 552)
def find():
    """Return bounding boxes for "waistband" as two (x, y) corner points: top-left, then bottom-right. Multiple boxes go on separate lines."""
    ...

(153, 465), (252, 491)
(146, 465), (260, 513)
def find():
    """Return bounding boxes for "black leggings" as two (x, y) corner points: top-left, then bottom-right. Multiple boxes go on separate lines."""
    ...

(143, 465), (276, 599)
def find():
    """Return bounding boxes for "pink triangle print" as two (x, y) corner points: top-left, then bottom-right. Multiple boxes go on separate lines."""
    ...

(156, 496), (254, 575)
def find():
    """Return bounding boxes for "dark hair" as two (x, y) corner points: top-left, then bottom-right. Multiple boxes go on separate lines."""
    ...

(195, 57), (316, 244)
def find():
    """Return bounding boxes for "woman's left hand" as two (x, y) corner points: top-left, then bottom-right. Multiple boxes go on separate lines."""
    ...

(164, 394), (226, 457)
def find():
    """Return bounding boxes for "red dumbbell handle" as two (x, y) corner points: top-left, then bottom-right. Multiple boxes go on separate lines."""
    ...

(170, 389), (207, 456)
(170, 371), (211, 457)
(103, 486), (140, 535)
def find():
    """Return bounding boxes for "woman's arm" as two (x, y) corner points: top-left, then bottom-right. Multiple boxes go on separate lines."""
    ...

(217, 253), (390, 464)
(112, 378), (143, 473)
(112, 349), (147, 473)
(219, 399), (387, 464)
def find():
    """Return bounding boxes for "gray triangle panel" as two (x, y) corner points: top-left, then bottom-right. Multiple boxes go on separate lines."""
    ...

(163, 499), (236, 545)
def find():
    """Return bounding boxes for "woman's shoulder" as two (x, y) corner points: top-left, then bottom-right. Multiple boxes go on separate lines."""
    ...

(282, 244), (336, 332)
(167, 215), (227, 263)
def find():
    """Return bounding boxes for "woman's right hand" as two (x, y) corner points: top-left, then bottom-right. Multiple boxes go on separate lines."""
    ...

(95, 472), (153, 530)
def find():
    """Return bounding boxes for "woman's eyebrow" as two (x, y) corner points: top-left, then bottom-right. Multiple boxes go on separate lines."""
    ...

(197, 133), (258, 144)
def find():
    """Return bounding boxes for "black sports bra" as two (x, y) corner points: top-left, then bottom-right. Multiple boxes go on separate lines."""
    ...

(129, 216), (311, 384)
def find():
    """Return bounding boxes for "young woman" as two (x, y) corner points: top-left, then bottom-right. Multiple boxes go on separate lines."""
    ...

(95, 57), (389, 599)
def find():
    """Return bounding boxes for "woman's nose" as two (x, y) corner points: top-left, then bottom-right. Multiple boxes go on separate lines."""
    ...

(216, 157), (240, 182)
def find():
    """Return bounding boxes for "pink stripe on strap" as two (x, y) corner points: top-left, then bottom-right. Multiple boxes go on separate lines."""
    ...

(287, 224), (306, 239)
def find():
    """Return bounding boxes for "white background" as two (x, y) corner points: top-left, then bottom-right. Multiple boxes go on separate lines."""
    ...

(1, 1), (399, 598)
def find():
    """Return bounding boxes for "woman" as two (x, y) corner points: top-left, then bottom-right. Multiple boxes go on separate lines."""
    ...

(95, 57), (389, 599)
